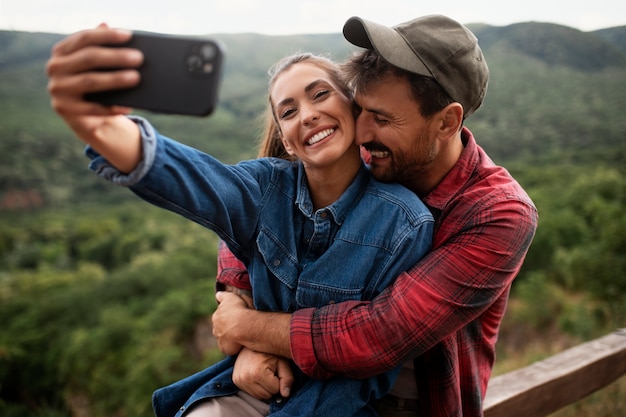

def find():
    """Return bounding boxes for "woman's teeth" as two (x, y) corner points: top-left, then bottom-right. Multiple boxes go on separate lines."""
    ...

(308, 128), (334, 145)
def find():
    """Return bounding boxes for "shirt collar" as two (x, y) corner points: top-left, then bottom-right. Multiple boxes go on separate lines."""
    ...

(295, 162), (370, 225)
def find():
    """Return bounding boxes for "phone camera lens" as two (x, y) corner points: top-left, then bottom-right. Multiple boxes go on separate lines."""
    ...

(187, 54), (202, 71)
(202, 62), (214, 74)
(200, 44), (216, 60)
(187, 43), (218, 76)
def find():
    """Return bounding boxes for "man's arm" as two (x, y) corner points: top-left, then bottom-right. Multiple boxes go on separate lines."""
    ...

(213, 197), (537, 379)
(215, 240), (252, 293)
(291, 198), (538, 379)
(212, 291), (292, 358)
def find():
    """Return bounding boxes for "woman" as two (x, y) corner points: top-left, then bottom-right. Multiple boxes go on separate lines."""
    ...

(47, 27), (433, 417)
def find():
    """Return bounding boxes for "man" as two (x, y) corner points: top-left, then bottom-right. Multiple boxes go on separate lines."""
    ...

(212, 14), (538, 417)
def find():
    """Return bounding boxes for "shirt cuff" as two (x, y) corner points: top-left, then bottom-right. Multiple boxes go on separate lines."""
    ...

(85, 116), (157, 186)
(290, 307), (329, 378)
(216, 269), (252, 291)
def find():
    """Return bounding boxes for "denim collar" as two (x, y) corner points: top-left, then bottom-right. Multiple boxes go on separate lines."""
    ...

(295, 161), (370, 226)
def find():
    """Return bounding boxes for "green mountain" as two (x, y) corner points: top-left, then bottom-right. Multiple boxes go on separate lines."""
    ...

(1, 22), (625, 209)
(473, 22), (626, 70)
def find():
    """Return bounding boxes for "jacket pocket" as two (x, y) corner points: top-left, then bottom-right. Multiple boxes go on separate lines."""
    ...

(256, 227), (299, 290)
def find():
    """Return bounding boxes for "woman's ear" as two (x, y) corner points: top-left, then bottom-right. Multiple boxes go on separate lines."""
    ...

(280, 134), (295, 155)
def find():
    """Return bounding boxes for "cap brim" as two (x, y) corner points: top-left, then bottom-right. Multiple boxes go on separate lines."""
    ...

(343, 16), (432, 78)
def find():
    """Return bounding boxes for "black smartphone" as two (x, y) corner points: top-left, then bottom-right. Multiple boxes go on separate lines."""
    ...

(85, 31), (224, 117)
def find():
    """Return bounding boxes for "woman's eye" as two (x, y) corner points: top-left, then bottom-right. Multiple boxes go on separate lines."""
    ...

(280, 108), (296, 119)
(313, 89), (330, 100)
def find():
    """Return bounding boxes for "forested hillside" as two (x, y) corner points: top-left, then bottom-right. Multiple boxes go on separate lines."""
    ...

(1, 23), (625, 208)
(1, 22), (625, 417)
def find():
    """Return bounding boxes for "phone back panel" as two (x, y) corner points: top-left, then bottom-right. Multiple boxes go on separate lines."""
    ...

(87, 32), (224, 117)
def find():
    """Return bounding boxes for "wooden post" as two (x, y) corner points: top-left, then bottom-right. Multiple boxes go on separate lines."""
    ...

(484, 328), (626, 417)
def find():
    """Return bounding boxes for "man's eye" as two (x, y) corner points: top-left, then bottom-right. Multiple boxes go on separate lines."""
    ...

(374, 115), (389, 124)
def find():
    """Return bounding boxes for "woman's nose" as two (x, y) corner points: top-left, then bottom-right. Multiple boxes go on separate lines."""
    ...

(300, 104), (320, 125)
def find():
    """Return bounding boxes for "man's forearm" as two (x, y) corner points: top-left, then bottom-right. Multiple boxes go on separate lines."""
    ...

(213, 291), (293, 359)
(237, 309), (292, 359)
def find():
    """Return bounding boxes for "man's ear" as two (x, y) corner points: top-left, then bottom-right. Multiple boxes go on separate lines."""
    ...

(439, 103), (463, 139)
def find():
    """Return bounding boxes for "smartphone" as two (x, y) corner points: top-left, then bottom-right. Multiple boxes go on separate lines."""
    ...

(86, 31), (224, 117)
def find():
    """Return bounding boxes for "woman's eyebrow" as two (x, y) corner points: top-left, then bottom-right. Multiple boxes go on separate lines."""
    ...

(276, 79), (328, 108)
(304, 79), (325, 93)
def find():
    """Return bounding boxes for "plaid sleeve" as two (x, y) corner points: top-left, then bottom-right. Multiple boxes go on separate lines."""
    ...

(216, 240), (252, 292)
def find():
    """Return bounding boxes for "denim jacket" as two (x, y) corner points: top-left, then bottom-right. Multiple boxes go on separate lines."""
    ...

(86, 117), (434, 417)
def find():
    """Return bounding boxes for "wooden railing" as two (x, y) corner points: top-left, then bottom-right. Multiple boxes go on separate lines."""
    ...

(483, 328), (626, 417)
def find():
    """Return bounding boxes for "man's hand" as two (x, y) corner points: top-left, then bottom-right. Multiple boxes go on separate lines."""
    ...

(212, 291), (249, 355)
(233, 348), (294, 400)
(213, 291), (293, 359)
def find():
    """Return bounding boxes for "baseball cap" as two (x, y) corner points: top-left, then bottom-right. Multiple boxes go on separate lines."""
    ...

(343, 14), (489, 118)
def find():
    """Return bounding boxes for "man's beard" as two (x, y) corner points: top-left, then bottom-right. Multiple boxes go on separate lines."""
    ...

(370, 133), (436, 188)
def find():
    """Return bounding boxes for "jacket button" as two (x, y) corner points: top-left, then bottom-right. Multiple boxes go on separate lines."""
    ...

(273, 259), (281, 266)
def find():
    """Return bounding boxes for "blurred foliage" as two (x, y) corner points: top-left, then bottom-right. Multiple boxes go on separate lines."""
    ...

(0, 22), (625, 417)
(512, 163), (626, 328)
(0, 204), (222, 416)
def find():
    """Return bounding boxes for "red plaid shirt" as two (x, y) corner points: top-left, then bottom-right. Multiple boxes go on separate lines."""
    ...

(216, 240), (252, 292)
(217, 128), (538, 417)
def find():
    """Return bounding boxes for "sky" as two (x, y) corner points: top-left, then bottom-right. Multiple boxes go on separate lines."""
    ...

(0, 0), (624, 36)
